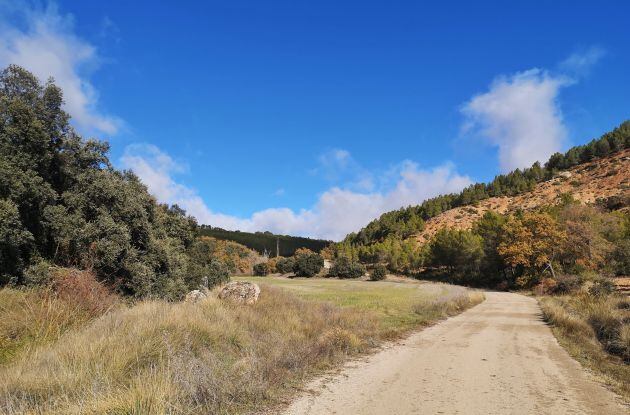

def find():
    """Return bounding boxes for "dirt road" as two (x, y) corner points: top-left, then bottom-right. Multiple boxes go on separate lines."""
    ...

(283, 292), (627, 415)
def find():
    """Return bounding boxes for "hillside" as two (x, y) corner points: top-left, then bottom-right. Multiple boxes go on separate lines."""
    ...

(343, 121), (630, 248)
(415, 148), (630, 244)
(198, 226), (331, 256)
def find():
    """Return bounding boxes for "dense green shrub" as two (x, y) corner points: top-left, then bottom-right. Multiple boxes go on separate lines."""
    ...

(253, 262), (271, 276)
(275, 257), (295, 274)
(293, 252), (324, 277)
(369, 264), (387, 281)
(329, 257), (365, 279)
(0, 65), (231, 299)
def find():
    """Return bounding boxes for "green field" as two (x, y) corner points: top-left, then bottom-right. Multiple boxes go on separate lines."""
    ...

(236, 276), (482, 333)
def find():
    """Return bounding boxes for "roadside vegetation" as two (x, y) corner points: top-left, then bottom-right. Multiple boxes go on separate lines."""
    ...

(0, 273), (482, 414)
(0, 269), (118, 364)
(540, 293), (630, 400)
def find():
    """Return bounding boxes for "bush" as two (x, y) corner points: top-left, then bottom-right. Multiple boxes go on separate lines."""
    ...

(587, 303), (626, 359)
(293, 252), (324, 277)
(329, 257), (365, 279)
(275, 257), (295, 274)
(23, 260), (54, 286)
(554, 274), (582, 294)
(533, 278), (558, 295)
(253, 262), (271, 276)
(588, 278), (615, 297)
(49, 268), (119, 316)
(369, 264), (387, 281)
(266, 257), (278, 273)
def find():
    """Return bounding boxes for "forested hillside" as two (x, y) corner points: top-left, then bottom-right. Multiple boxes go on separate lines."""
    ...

(343, 121), (630, 248)
(0, 65), (254, 299)
(332, 122), (630, 286)
(198, 226), (330, 256)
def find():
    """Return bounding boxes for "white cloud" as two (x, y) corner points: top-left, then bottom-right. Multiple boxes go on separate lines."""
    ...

(462, 69), (569, 172)
(121, 144), (471, 241)
(0, 3), (121, 134)
(462, 48), (604, 173)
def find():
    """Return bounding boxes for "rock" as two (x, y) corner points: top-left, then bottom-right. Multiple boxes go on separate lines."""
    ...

(185, 289), (208, 303)
(219, 281), (260, 304)
(557, 171), (573, 179)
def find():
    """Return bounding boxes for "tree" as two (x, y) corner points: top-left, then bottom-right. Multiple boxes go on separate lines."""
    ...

(276, 256), (295, 274)
(293, 251), (324, 277)
(556, 204), (618, 273)
(253, 262), (271, 276)
(0, 65), (225, 299)
(369, 264), (387, 281)
(428, 228), (484, 278)
(0, 199), (34, 283)
(329, 256), (365, 279)
(498, 212), (566, 286)
(472, 211), (507, 283)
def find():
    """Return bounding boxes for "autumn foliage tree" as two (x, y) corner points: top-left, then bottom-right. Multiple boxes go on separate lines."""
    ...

(497, 212), (566, 286)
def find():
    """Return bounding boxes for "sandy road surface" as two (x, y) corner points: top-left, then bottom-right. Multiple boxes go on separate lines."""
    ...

(283, 292), (627, 415)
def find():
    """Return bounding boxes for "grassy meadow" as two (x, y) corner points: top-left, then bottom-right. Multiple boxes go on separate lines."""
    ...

(236, 276), (481, 334)
(0, 274), (483, 415)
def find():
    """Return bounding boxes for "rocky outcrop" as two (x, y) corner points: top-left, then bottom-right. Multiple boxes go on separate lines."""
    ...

(184, 289), (208, 303)
(218, 281), (260, 304)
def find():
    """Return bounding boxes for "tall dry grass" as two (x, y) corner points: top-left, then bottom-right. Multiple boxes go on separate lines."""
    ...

(0, 288), (377, 414)
(0, 280), (482, 414)
(0, 268), (118, 364)
(540, 293), (630, 401)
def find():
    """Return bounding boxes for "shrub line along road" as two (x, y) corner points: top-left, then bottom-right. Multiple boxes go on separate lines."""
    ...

(282, 292), (627, 415)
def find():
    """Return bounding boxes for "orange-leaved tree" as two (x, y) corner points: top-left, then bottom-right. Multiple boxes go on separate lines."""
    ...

(498, 211), (566, 286)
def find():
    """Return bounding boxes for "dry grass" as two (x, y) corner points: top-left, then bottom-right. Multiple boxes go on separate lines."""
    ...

(0, 269), (118, 364)
(0, 277), (482, 415)
(237, 276), (484, 336)
(540, 293), (630, 401)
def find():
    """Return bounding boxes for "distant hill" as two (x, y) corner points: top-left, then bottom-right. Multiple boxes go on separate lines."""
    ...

(198, 226), (331, 256)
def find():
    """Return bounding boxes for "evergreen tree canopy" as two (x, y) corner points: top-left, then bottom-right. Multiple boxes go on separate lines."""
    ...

(0, 65), (235, 299)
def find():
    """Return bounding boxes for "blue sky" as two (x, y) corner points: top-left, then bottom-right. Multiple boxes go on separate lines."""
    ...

(1, 1), (629, 240)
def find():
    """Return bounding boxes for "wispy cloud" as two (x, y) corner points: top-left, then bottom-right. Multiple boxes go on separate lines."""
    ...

(0, 2), (122, 135)
(122, 144), (471, 241)
(560, 46), (606, 78)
